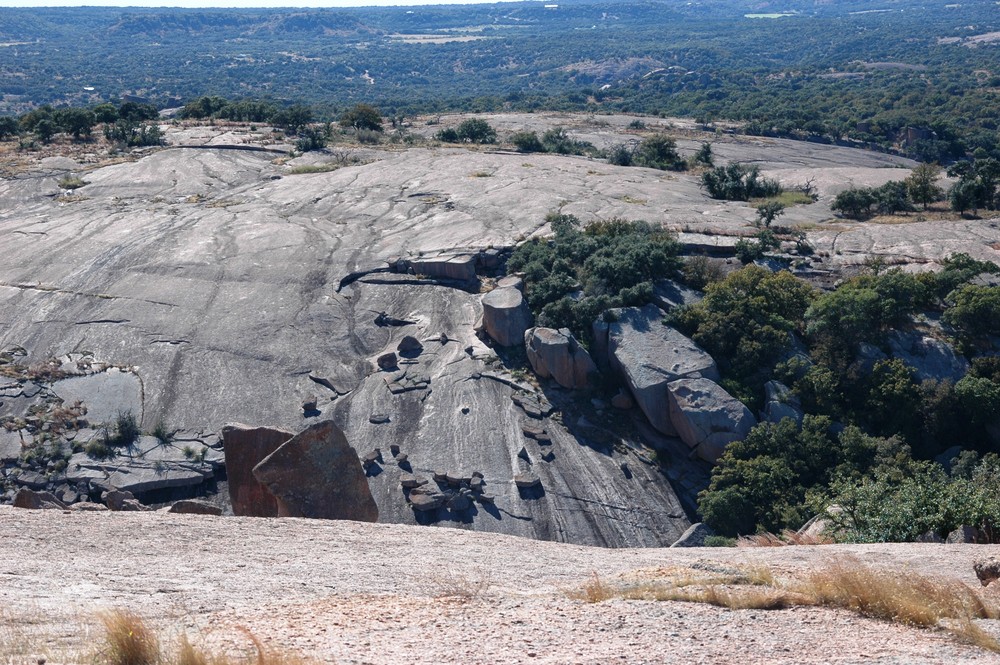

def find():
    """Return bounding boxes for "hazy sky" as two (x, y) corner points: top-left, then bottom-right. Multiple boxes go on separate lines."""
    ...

(0, 0), (519, 6)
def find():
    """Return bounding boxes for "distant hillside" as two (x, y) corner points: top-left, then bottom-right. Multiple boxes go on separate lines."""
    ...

(1, 0), (1000, 160)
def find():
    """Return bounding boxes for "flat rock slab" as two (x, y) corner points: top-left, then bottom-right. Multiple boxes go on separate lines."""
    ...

(51, 368), (142, 426)
(0, 429), (25, 462)
(65, 452), (211, 494)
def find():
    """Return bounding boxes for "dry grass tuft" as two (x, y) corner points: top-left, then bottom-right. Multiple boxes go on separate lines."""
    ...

(93, 610), (311, 665)
(101, 610), (159, 665)
(424, 568), (493, 602)
(798, 557), (1000, 627)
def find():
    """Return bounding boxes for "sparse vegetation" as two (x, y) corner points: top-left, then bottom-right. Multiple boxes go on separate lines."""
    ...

(95, 609), (310, 665)
(58, 175), (88, 190)
(568, 558), (1000, 653)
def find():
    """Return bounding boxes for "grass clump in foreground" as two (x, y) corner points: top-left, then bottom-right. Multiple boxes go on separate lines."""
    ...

(97, 609), (307, 665)
(569, 557), (1000, 653)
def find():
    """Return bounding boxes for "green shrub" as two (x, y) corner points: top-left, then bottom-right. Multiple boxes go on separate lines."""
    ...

(455, 118), (496, 144)
(701, 163), (781, 201)
(671, 265), (814, 382)
(507, 213), (680, 341)
(633, 134), (686, 171)
(805, 269), (927, 352)
(943, 283), (1000, 345)
(510, 130), (544, 153)
(338, 103), (382, 132)
(699, 416), (899, 536)
(540, 127), (593, 155)
(58, 175), (87, 190)
(827, 453), (1000, 543)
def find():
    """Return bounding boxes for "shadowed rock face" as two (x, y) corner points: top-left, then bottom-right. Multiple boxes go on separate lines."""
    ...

(253, 420), (378, 522)
(222, 424), (294, 517)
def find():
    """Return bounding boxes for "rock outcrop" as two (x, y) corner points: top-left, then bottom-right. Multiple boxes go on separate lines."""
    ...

(524, 327), (598, 389)
(975, 556), (1000, 587)
(762, 380), (804, 425)
(221, 424), (294, 517)
(887, 331), (969, 383)
(168, 499), (223, 515)
(252, 420), (378, 522)
(12, 488), (65, 510)
(481, 286), (533, 347)
(667, 378), (757, 463)
(670, 522), (716, 548)
(601, 305), (719, 436)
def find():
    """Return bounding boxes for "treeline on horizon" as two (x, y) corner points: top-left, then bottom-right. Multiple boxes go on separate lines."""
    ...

(1, 0), (1000, 162)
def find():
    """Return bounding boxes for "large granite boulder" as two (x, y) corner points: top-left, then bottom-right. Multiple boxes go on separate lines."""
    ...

(252, 420), (378, 522)
(887, 330), (969, 383)
(603, 305), (719, 436)
(221, 423), (294, 517)
(667, 378), (757, 463)
(481, 286), (533, 347)
(12, 487), (65, 510)
(525, 327), (598, 390)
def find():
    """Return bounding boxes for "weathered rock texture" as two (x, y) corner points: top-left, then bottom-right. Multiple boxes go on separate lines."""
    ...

(252, 420), (378, 522)
(221, 424), (294, 517)
(525, 327), (597, 389)
(602, 304), (719, 436)
(3, 119), (972, 546)
(481, 286), (533, 347)
(667, 378), (757, 463)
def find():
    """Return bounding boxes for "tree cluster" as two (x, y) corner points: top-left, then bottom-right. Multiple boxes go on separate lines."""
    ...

(507, 213), (681, 341)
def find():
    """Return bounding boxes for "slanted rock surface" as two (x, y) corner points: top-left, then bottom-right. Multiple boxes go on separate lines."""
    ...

(252, 420), (378, 522)
(221, 424), (294, 517)
(603, 304), (719, 436)
(481, 286), (533, 347)
(667, 378), (757, 463)
(525, 327), (598, 389)
(3, 117), (987, 545)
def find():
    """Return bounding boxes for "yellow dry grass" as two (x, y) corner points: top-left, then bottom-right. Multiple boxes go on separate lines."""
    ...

(568, 557), (1000, 653)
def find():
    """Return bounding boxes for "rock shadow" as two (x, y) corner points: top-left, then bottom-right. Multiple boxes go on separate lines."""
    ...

(517, 484), (545, 501)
